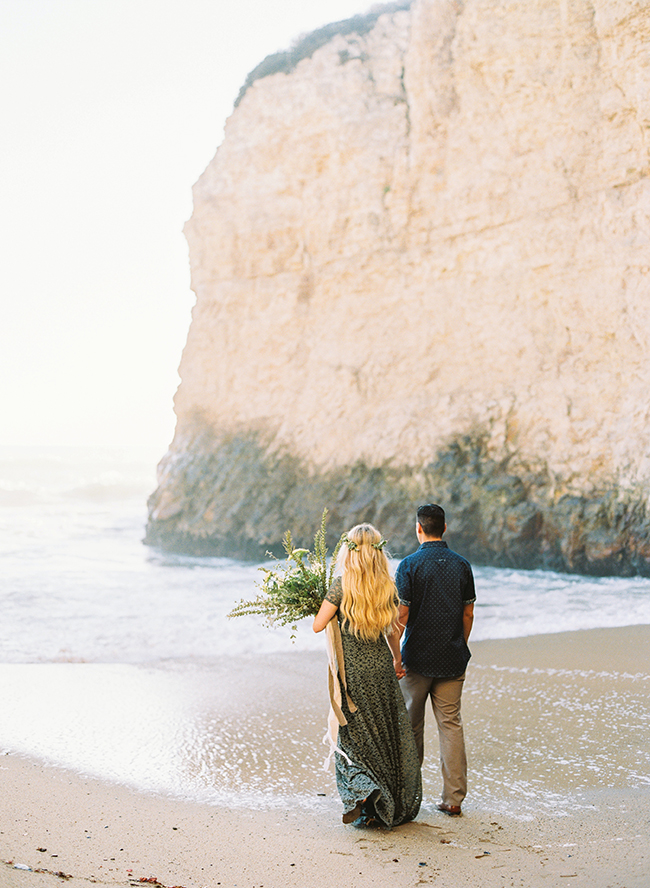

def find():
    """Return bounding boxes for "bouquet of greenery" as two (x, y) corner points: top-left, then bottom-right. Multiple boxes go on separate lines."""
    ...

(227, 509), (344, 634)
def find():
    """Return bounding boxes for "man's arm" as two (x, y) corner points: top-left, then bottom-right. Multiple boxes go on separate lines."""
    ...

(463, 602), (474, 643)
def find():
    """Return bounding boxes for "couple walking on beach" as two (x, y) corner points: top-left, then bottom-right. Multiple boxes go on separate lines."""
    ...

(313, 503), (476, 828)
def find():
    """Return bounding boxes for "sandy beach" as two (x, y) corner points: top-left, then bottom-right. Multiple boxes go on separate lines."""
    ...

(2, 625), (649, 888)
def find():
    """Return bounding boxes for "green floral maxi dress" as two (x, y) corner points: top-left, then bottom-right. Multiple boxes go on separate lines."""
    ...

(325, 580), (422, 827)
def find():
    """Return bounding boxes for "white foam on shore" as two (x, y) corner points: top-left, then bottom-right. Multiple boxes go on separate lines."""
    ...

(0, 660), (336, 811)
(1, 644), (649, 820)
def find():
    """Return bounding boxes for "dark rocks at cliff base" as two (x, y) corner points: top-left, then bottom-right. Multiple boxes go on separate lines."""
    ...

(145, 428), (650, 577)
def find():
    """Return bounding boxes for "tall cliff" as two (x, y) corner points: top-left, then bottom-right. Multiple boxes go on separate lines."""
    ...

(146, 0), (650, 574)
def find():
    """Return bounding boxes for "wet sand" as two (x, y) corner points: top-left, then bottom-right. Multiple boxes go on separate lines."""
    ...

(1, 625), (649, 888)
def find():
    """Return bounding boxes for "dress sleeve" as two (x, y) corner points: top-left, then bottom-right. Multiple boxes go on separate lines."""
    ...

(325, 576), (343, 607)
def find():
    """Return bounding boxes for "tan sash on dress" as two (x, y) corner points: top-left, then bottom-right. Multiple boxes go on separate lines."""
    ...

(323, 617), (357, 769)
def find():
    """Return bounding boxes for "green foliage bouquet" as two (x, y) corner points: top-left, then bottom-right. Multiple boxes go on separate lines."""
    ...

(227, 509), (344, 633)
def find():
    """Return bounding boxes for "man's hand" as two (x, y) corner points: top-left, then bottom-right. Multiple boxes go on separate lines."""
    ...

(393, 656), (406, 679)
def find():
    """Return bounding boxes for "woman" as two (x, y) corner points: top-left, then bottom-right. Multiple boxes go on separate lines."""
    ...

(313, 523), (422, 827)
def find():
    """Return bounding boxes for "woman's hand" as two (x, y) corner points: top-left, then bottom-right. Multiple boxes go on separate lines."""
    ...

(393, 656), (405, 679)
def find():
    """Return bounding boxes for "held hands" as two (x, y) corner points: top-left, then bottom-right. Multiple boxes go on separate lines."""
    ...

(393, 657), (405, 680)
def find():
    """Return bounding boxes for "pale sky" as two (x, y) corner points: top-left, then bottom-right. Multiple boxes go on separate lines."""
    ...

(1, 0), (374, 451)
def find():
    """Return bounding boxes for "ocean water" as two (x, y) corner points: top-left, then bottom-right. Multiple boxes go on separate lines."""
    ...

(2, 445), (650, 665)
(1, 445), (649, 816)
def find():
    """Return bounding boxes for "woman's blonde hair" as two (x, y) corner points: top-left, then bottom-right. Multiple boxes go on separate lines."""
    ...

(337, 523), (398, 642)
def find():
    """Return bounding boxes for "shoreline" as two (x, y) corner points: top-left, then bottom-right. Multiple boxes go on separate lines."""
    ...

(2, 625), (649, 887)
(2, 753), (648, 888)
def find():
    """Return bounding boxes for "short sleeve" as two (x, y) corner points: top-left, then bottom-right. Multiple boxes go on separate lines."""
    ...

(462, 562), (476, 604)
(325, 577), (343, 607)
(395, 559), (411, 606)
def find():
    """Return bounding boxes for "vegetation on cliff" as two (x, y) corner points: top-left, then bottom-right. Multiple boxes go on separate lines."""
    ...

(234, 1), (411, 106)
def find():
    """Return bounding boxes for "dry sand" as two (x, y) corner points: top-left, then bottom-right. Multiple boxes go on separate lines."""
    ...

(1, 626), (649, 888)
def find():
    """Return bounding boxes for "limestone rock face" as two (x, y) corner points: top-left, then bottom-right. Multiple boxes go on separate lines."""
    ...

(147, 0), (650, 574)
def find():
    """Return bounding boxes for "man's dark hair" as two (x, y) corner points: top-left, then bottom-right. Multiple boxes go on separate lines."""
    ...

(417, 503), (446, 538)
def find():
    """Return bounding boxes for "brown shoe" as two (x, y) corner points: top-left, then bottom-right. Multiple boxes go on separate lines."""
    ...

(437, 802), (461, 816)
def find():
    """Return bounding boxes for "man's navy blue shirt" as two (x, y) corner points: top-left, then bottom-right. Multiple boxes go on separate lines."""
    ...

(395, 540), (476, 678)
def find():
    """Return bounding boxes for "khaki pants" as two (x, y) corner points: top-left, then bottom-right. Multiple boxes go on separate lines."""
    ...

(400, 670), (467, 807)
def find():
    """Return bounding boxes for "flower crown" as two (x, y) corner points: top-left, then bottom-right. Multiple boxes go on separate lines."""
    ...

(344, 535), (388, 552)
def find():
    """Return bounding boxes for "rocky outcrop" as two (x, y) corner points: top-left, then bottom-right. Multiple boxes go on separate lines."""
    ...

(146, 0), (650, 574)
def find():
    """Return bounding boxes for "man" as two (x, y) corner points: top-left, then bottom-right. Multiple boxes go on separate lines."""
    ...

(395, 503), (475, 816)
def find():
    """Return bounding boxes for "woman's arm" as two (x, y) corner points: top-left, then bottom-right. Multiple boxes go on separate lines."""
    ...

(313, 599), (338, 633)
(386, 628), (405, 679)
(397, 604), (409, 639)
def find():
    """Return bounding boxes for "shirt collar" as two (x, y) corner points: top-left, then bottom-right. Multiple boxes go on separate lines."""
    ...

(419, 540), (448, 549)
